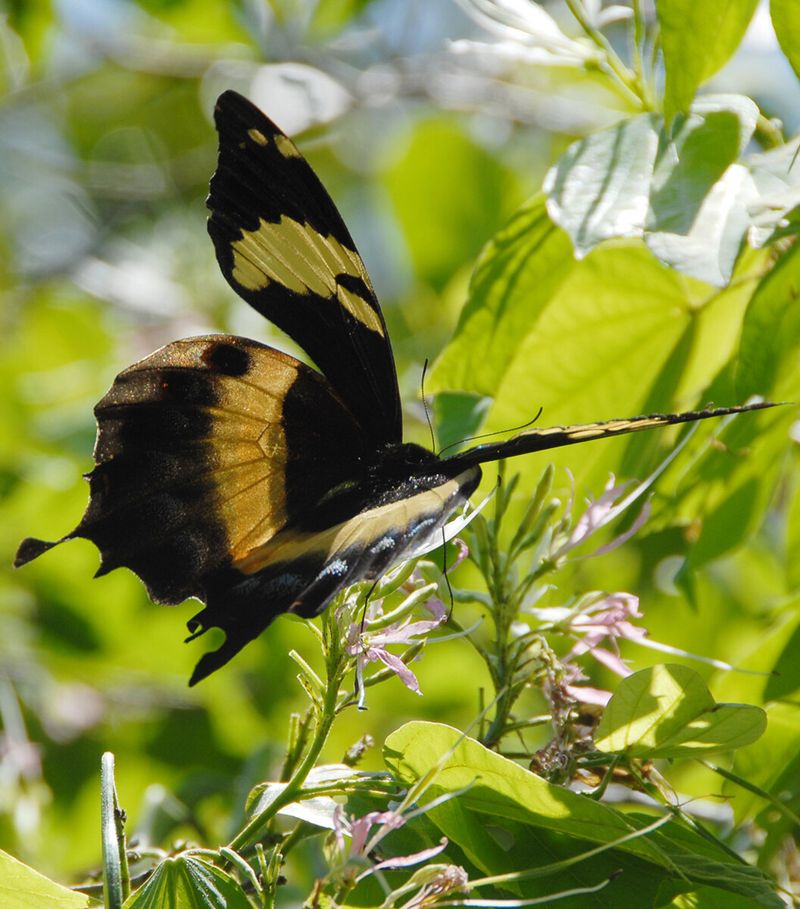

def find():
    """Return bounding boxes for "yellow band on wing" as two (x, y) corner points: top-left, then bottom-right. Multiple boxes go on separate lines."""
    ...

(233, 469), (477, 575)
(231, 215), (385, 336)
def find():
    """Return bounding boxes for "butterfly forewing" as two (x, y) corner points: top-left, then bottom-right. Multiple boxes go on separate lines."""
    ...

(207, 90), (402, 448)
(16, 336), (368, 605)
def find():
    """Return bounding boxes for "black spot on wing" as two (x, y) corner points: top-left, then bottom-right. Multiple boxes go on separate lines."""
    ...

(201, 340), (251, 377)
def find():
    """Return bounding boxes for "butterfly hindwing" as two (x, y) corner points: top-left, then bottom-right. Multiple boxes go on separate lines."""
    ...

(207, 90), (401, 448)
(188, 460), (481, 685)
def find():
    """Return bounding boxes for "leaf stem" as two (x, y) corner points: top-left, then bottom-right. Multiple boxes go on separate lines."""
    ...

(227, 646), (346, 852)
(564, 0), (649, 108)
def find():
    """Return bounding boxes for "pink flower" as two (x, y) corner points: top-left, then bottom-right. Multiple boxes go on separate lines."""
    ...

(552, 474), (650, 560)
(332, 805), (449, 884)
(564, 592), (646, 677)
(532, 592), (646, 706)
(346, 608), (447, 705)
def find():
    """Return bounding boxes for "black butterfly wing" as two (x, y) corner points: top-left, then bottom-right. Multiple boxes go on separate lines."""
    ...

(442, 402), (778, 470)
(15, 338), (365, 627)
(207, 90), (402, 448)
(15, 333), (480, 684)
(189, 458), (480, 685)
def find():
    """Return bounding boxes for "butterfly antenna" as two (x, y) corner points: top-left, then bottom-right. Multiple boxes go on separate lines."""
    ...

(438, 406), (544, 457)
(359, 577), (380, 635)
(441, 528), (455, 619)
(420, 358), (437, 453)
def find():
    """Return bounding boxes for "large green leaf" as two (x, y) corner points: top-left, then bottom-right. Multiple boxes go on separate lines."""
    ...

(0, 850), (91, 909)
(771, 0), (800, 81)
(594, 664), (766, 759)
(476, 241), (695, 495)
(736, 242), (800, 401)
(384, 722), (781, 907)
(430, 194), (574, 397)
(545, 97), (763, 285)
(123, 856), (252, 909)
(543, 114), (658, 256)
(657, 0), (759, 121)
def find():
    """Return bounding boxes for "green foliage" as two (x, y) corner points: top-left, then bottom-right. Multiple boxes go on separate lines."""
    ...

(657, 0), (759, 121)
(770, 0), (800, 82)
(594, 664), (766, 758)
(0, 850), (92, 909)
(124, 856), (253, 909)
(2, 1), (799, 907)
(385, 722), (783, 908)
(544, 97), (797, 285)
(383, 117), (521, 290)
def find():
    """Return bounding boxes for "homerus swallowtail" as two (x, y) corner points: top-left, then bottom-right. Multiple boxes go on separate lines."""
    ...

(15, 91), (776, 685)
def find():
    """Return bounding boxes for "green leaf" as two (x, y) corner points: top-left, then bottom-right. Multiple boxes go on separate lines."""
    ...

(385, 722), (661, 862)
(771, 0), (800, 81)
(545, 97), (762, 285)
(667, 884), (779, 908)
(673, 390), (793, 573)
(383, 118), (519, 289)
(433, 392), (491, 452)
(0, 850), (91, 909)
(430, 194), (574, 398)
(764, 607), (800, 701)
(123, 855), (253, 909)
(658, 0), (759, 121)
(384, 722), (781, 907)
(478, 242), (693, 495)
(595, 664), (766, 759)
(728, 702), (800, 824)
(543, 115), (659, 257)
(645, 97), (759, 285)
(736, 242), (800, 401)
(649, 105), (751, 233)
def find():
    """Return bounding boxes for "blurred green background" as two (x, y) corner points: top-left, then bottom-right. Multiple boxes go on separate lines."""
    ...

(1, 0), (798, 888)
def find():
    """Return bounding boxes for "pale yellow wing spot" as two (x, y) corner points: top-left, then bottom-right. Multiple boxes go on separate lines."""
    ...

(314, 231), (367, 283)
(279, 216), (341, 294)
(247, 128), (269, 146)
(232, 230), (308, 294)
(274, 133), (301, 158)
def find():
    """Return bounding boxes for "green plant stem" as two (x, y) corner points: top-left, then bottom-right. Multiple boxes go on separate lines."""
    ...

(564, 0), (648, 108)
(100, 753), (129, 909)
(631, 0), (655, 109)
(755, 113), (785, 149)
(227, 660), (345, 852)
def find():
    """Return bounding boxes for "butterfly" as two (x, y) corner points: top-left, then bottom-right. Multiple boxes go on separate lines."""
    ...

(15, 90), (775, 685)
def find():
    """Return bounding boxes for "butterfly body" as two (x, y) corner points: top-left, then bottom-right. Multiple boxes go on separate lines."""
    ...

(15, 91), (776, 684)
